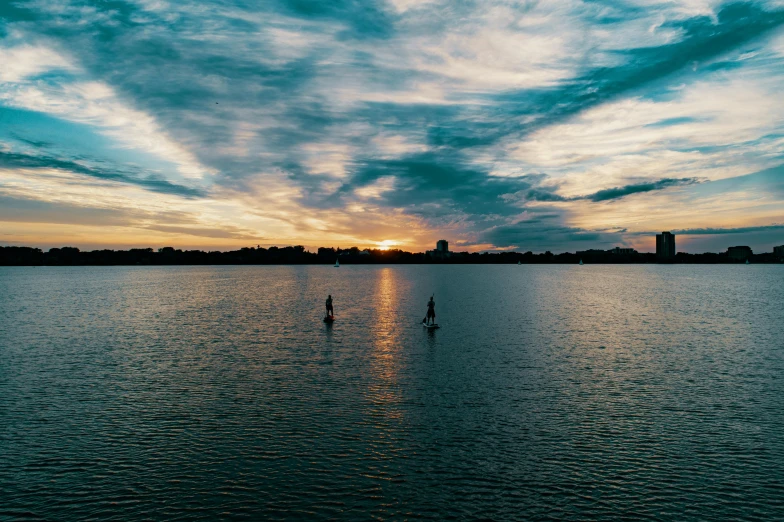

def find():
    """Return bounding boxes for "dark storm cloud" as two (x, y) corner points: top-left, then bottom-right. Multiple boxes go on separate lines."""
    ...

(0, 151), (205, 198)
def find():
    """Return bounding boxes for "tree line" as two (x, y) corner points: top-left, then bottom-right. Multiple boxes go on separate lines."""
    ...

(1, 245), (781, 265)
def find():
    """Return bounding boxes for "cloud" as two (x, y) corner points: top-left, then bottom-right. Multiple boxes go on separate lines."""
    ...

(142, 224), (260, 240)
(429, 2), (784, 149)
(0, 190), (265, 244)
(479, 218), (627, 251)
(0, 150), (205, 197)
(0, 74), (212, 180)
(0, 194), (137, 226)
(272, 0), (397, 39)
(338, 152), (551, 221)
(508, 177), (702, 203)
(581, 177), (701, 202)
(0, 45), (73, 82)
(1, 0), (784, 251)
(672, 224), (784, 235)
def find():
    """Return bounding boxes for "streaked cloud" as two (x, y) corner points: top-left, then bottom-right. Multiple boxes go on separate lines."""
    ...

(672, 224), (784, 234)
(0, 150), (205, 197)
(583, 178), (702, 202)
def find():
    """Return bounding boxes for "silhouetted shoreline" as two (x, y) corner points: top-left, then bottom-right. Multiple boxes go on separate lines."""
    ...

(2, 245), (782, 266)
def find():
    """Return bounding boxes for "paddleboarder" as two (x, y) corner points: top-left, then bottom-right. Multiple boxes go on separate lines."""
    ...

(424, 296), (436, 325)
(325, 294), (334, 318)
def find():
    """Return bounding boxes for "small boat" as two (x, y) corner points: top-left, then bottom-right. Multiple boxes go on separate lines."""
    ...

(517, 260), (521, 265)
(579, 259), (584, 265)
(334, 258), (340, 267)
(746, 259), (750, 264)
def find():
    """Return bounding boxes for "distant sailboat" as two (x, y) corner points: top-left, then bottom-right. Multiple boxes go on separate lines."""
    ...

(579, 259), (584, 265)
(517, 260), (521, 265)
(746, 259), (750, 265)
(334, 258), (340, 267)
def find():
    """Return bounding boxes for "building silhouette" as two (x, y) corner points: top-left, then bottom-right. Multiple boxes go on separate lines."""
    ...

(774, 245), (784, 259)
(610, 247), (637, 255)
(576, 249), (607, 258)
(656, 231), (676, 259)
(429, 239), (451, 259)
(727, 246), (753, 260)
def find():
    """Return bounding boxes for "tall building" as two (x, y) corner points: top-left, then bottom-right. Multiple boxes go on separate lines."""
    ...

(656, 231), (676, 259)
(774, 245), (784, 258)
(429, 240), (451, 259)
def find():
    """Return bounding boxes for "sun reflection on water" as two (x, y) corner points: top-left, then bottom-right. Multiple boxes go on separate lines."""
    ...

(367, 267), (405, 420)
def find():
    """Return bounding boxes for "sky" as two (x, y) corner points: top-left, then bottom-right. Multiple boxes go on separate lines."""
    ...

(1, 0), (784, 254)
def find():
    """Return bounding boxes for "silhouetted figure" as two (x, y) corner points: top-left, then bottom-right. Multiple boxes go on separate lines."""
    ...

(425, 296), (436, 325)
(325, 294), (334, 318)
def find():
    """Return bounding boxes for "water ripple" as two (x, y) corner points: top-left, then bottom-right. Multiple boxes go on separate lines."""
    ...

(1, 265), (783, 520)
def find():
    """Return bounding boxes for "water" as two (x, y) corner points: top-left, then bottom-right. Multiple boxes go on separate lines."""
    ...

(1, 265), (783, 520)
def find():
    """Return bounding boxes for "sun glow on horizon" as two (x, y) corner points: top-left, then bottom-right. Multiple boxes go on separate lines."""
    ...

(377, 240), (398, 251)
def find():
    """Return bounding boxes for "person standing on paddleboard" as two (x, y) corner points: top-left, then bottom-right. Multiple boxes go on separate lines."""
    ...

(326, 294), (334, 318)
(425, 296), (436, 325)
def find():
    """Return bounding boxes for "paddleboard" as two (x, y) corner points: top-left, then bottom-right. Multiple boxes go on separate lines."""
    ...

(324, 316), (335, 323)
(422, 322), (440, 329)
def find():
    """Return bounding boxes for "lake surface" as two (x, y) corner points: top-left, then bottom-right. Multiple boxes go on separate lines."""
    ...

(2, 265), (783, 520)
